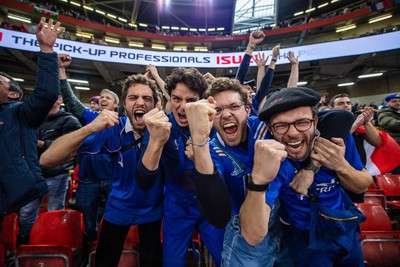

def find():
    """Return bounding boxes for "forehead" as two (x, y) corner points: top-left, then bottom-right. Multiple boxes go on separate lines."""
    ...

(389, 98), (400, 102)
(171, 83), (200, 98)
(100, 92), (113, 98)
(214, 90), (241, 104)
(270, 106), (313, 123)
(126, 83), (153, 96)
(334, 97), (351, 104)
(0, 75), (10, 88)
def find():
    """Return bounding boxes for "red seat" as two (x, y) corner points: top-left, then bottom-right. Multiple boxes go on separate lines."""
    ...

(29, 210), (85, 249)
(16, 244), (73, 267)
(0, 213), (19, 252)
(375, 174), (400, 197)
(364, 193), (387, 210)
(386, 200), (400, 209)
(15, 210), (85, 267)
(88, 225), (140, 267)
(356, 203), (392, 231)
(361, 238), (400, 267)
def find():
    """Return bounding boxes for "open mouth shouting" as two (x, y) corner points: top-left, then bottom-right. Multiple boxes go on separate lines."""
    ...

(133, 110), (145, 125)
(100, 101), (109, 110)
(222, 122), (238, 141)
(176, 111), (188, 126)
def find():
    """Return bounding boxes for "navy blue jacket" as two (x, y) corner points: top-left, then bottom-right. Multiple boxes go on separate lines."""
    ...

(0, 52), (60, 214)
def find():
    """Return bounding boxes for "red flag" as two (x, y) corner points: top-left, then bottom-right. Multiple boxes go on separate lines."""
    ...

(356, 126), (400, 175)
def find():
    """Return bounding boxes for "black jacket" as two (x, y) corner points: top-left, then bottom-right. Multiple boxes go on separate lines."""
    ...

(38, 110), (82, 177)
(0, 52), (59, 214)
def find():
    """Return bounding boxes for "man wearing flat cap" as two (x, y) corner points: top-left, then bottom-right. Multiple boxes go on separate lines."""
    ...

(239, 87), (372, 266)
(378, 93), (400, 145)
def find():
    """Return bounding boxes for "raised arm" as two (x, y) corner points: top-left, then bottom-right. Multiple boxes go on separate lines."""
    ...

(254, 53), (268, 91)
(140, 108), (171, 171)
(351, 107), (382, 147)
(287, 51), (299, 87)
(235, 31), (265, 83)
(253, 45), (280, 112)
(58, 54), (86, 119)
(146, 64), (169, 101)
(40, 109), (119, 168)
(185, 98), (232, 228)
(240, 139), (287, 245)
(20, 18), (64, 128)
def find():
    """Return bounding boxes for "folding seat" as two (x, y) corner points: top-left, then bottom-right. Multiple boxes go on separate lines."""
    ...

(375, 174), (400, 210)
(361, 237), (400, 267)
(16, 244), (73, 267)
(15, 210), (85, 267)
(364, 193), (387, 210)
(0, 213), (19, 252)
(375, 174), (400, 197)
(88, 223), (140, 267)
(356, 203), (392, 231)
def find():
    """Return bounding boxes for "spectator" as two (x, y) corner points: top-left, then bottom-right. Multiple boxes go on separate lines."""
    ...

(37, 95), (82, 211)
(185, 78), (288, 266)
(0, 17), (63, 239)
(89, 96), (100, 111)
(330, 93), (382, 202)
(58, 54), (119, 244)
(40, 74), (164, 267)
(136, 68), (225, 267)
(378, 93), (400, 145)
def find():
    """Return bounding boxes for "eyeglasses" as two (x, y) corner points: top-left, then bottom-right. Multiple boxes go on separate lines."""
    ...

(215, 102), (245, 116)
(270, 118), (315, 134)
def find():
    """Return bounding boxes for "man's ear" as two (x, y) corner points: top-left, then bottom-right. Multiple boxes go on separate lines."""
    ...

(8, 91), (20, 100)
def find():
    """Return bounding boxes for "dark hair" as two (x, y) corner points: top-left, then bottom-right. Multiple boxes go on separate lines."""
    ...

(165, 68), (208, 98)
(205, 77), (249, 104)
(0, 71), (23, 100)
(329, 93), (350, 107)
(121, 74), (158, 106)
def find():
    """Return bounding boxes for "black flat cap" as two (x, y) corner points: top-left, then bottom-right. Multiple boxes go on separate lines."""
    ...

(258, 87), (320, 121)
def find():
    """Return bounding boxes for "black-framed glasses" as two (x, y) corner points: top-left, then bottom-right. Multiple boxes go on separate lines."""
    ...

(215, 102), (245, 116)
(270, 118), (315, 134)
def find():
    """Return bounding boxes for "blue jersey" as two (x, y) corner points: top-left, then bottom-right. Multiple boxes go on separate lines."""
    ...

(272, 134), (365, 231)
(82, 107), (99, 124)
(210, 116), (273, 214)
(79, 117), (163, 226)
(141, 113), (216, 198)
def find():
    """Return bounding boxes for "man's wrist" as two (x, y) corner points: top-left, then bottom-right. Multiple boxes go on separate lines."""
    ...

(247, 174), (269, 192)
(248, 43), (256, 50)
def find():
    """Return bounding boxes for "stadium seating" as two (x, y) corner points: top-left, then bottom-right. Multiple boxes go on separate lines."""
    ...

(15, 210), (85, 267)
(0, 213), (19, 252)
(356, 203), (392, 231)
(360, 236), (400, 267)
(364, 193), (387, 210)
(375, 174), (400, 197)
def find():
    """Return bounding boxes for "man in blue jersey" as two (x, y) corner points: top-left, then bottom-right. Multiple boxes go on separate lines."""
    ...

(246, 88), (372, 266)
(136, 68), (225, 267)
(40, 74), (163, 267)
(58, 54), (120, 244)
(184, 77), (285, 266)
